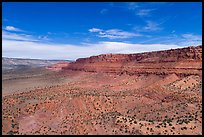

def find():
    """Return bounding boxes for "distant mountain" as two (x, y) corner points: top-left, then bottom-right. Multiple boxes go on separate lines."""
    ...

(2, 57), (71, 72)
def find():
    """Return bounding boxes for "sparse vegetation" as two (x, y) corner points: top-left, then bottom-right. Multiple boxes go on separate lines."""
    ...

(2, 46), (202, 135)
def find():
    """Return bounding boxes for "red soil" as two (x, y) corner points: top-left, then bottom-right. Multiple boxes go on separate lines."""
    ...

(2, 45), (202, 135)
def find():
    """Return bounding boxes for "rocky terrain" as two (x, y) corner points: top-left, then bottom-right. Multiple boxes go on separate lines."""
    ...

(2, 45), (202, 135)
(66, 45), (202, 76)
(46, 62), (70, 71)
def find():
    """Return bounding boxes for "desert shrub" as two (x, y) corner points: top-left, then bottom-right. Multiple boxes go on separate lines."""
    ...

(166, 118), (172, 123)
(11, 123), (16, 128)
(156, 125), (160, 128)
(148, 120), (154, 123)
(7, 130), (15, 135)
(171, 118), (174, 120)
(125, 129), (128, 133)
(163, 119), (167, 123)
(183, 127), (187, 130)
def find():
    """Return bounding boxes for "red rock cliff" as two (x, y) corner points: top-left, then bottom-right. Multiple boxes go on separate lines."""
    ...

(64, 45), (202, 76)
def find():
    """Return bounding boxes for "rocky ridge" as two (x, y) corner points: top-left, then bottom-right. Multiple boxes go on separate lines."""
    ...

(64, 45), (202, 76)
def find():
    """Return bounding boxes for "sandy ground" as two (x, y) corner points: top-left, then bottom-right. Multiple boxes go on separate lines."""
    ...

(2, 68), (202, 135)
(2, 68), (75, 96)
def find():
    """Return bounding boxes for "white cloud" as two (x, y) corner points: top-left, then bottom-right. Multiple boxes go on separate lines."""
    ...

(182, 33), (202, 41)
(38, 35), (50, 41)
(143, 21), (162, 31)
(138, 33), (202, 46)
(2, 39), (93, 60)
(134, 21), (162, 32)
(2, 29), (200, 60)
(5, 26), (23, 32)
(179, 33), (202, 46)
(2, 30), (51, 42)
(100, 9), (108, 14)
(126, 3), (156, 17)
(2, 31), (39, 42)
(3, 36), (182, 60)
(99, 29), (141, 39)
(88, 28), (103, 32)
(100, 42), (181, 53)
(136, 9), (155, 17)
(3, 39), (182, 60)
(89, 28), (141, 39)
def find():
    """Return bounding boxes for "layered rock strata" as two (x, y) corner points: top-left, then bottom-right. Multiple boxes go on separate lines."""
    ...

(64, 45), (202, 76)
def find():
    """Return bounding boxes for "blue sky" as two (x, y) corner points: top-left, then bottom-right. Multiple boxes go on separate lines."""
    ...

(2, 2), (202, 60)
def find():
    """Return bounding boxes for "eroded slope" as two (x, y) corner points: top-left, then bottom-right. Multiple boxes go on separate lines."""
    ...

(2, 46), (202, 135)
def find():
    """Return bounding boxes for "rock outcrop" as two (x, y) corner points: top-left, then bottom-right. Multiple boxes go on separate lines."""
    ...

(46, 62), (70, 71)
(64, 45), (202, 76)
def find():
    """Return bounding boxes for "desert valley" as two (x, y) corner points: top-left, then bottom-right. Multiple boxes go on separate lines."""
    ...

(2, 45), (202, 135)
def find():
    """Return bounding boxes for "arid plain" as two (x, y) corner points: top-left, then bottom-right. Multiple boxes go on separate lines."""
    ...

(2, 46), (202, 135)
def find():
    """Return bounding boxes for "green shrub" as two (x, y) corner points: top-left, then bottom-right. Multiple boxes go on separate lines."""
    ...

(148, 120), (154, 123)
(7, 130), (15, 135)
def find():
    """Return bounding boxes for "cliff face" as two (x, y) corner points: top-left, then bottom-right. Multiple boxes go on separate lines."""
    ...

(64, 45), (202, 76)
(46, 62), (70, 71)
